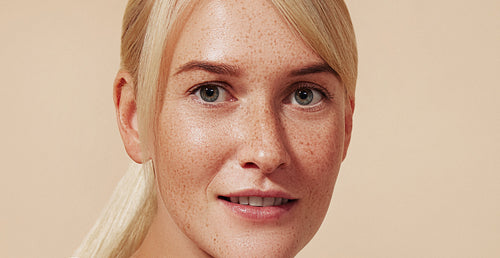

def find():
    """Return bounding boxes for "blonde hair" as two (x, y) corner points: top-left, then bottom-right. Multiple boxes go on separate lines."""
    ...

(74, 0), (357, 257)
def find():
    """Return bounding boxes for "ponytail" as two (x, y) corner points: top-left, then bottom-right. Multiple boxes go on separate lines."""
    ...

(73, 161), (156, 257)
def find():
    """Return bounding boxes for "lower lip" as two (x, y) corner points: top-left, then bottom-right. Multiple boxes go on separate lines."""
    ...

(219, 199), (296, 221)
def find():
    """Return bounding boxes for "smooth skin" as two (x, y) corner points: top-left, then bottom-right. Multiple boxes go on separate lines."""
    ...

(115, 0), (353, 257)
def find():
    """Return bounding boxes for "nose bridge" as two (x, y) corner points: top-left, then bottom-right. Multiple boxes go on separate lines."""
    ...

(238, 98), (290, 173)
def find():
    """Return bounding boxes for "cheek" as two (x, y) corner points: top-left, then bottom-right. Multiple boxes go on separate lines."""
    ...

(153, 107), (232, 207)
(290, 113), (344, 174)
(288, 116), (345, 214)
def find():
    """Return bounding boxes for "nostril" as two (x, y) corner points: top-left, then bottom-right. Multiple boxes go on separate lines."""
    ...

(242, 162), (259, 169)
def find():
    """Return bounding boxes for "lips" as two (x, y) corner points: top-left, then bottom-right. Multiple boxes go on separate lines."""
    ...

(217, 189), (298, 220)
(224, 196), (290, 206)
(218, 194), (297, 221)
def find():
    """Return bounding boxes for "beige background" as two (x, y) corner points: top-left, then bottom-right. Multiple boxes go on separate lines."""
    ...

(1, 0), (498, 257)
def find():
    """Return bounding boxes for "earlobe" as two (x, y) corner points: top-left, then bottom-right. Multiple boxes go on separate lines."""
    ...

(342, 97), (355, 161)
(114, 70), (143, 163)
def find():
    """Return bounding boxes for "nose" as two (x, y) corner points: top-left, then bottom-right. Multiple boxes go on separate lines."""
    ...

(237, 103), (291, 174)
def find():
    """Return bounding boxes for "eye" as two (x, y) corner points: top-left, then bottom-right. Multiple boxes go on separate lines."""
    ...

(192, 83), (232, 103)
(291, 88), (323, 106)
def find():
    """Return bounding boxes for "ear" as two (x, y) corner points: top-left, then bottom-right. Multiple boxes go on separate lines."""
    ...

(342, 97), (354, 161)
(113, 70), (143, 163)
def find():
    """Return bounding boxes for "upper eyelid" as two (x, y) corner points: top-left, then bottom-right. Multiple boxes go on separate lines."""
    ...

(187, 80), (332, 100)
(189, 81), (235, 104)
(188, 81), (232, 94)
(288, 81), (332, 99)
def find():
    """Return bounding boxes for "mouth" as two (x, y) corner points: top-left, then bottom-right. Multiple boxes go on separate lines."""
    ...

(218, 196), (296, 207)
(217, 190), (298, 221)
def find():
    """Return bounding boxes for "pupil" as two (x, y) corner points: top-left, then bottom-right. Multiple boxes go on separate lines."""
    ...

(205, 88), (215, 97)
(298, 90), (308, 100)
(200, 85), (219, 102)
(295, 89), (313, 105)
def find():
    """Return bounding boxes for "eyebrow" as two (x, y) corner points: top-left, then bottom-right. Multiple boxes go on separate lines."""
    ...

(174, 61), (241, 76)
(289, 63), (339, 77)
(174, 60), (338, 78)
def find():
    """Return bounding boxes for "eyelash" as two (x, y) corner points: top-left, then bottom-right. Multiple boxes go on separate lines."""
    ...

(288, 82), (332, 100)
(188, 81), (224, 93)
(187, 81), (233, 104)
(188, 81), (332, 107)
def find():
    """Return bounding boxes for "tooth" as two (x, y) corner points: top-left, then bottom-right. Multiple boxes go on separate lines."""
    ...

(239, 196), (249, 205)
(274, 197), (282, 206)
(230, 196), (238, 203)
(263, 197), (275, 207)
(249, 196), (263, 207)
(282, 198), (289, 204)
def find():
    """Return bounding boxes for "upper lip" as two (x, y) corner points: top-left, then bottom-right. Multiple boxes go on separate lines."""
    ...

(219, 189), (297, 200)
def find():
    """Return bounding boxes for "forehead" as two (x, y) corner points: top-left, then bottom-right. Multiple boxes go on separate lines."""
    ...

(170, 0), (324, 74)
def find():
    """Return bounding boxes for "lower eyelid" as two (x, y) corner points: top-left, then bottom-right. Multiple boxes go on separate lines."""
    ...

(191, 84), (234, 103)
(289, 88), (324, 105)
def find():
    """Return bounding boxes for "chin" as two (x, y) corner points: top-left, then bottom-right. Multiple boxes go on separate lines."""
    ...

(191, 203), (322, 258)
(202, 231), (309, 258)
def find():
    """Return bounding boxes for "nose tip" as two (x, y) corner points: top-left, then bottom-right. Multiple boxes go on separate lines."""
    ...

(239, 147), (290, 174)
(237, 109), (291, 174)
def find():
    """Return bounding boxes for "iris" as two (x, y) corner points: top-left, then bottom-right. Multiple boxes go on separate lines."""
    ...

(200, 85), (220, 102)
(294, 89), (313, 105)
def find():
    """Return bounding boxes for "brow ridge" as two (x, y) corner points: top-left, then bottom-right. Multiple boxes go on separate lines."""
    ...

(175, 60), (338, 78)
(175, 61), (240, 76)
(289, 63), (339, 77)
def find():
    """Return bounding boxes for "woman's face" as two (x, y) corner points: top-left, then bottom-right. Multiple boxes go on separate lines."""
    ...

(152, 0), (351, 256)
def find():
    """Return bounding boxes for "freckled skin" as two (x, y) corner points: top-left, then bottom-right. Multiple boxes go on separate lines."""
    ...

(136, 0), (351, 257)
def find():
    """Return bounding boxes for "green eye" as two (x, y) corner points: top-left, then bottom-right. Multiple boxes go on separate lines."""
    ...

(292, 88), (322, 106)
(193, 83), (233, 103)
(294, 89), (313, 105)
(199, 85), (220, 102)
